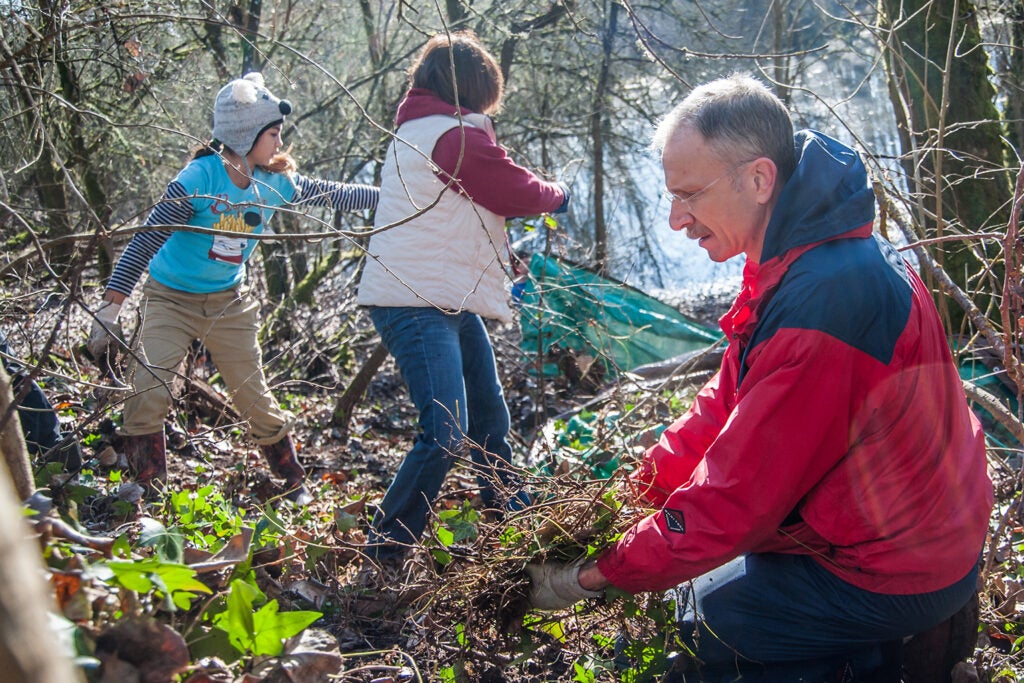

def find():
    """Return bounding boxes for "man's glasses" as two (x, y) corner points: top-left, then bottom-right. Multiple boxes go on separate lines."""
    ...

(662, 160), (754, 210)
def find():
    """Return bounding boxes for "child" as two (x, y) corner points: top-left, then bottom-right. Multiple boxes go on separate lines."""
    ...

(89, 72), (378, 503)
(357, 31), (569, 561)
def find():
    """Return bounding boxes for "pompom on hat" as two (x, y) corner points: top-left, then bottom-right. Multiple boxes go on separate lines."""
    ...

(212, 72), (292, 155)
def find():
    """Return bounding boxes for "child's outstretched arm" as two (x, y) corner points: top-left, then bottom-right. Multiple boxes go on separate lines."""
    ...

(292, 176), (379, 213)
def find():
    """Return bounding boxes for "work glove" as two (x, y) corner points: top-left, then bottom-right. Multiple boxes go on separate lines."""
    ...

(87, 300), (123, 362)
(552, 182), (570, 214)
(526, 558), (603, 611)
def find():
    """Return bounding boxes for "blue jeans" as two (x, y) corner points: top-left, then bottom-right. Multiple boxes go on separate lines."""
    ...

(367, 307), (522, 558)
(671, 553), (980, 682)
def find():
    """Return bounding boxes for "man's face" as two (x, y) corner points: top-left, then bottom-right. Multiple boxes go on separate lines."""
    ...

(662, 125), (773, 263)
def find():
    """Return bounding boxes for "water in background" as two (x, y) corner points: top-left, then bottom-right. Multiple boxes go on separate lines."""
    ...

(595, 59), (902, 326)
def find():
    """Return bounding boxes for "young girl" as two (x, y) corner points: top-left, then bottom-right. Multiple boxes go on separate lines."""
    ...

(89, 72), (378, 503)
(357, 31), (569, 562)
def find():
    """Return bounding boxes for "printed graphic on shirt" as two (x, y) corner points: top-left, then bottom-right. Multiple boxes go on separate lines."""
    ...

(207, 207), (262, 264)
(663, 508), (686, 534)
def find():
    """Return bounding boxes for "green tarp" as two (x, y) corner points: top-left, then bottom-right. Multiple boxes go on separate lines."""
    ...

(517, 253), (722, 377)
(957, 348), (1021, 451)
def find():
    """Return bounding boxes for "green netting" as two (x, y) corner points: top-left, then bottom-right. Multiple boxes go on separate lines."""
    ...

(958, 353), (1021, 451)
(517, 253), (723, 377)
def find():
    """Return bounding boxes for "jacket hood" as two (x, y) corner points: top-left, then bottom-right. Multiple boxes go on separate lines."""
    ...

(760, 130), (875, 263)
(394, 88), (474, 127)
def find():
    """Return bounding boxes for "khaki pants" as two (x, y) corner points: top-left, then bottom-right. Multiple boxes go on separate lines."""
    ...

(122, 280), (293, 444)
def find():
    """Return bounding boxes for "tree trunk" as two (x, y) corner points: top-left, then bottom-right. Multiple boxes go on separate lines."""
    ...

(1006, 0), (1024, 153)
(771, 1), (792, 106)
(261, 209), (297, 302)
(879, 0), (1012, 332)
(241, 0), (264, 75)
(331, 342), (390, 434)
(590, 1), (618, 272)
(0, 38), (74, 274)
(201, 3), (232, 80)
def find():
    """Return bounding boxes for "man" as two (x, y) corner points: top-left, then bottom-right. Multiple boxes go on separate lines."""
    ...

(527, 75), (993, 680)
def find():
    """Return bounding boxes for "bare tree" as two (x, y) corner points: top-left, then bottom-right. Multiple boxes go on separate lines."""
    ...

(879, 0), (1013, 333)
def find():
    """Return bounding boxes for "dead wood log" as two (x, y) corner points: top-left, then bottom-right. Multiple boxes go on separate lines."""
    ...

(34, 517), (115, 557)
(331, 342), (389, 434)
(183, 376), (240, 424)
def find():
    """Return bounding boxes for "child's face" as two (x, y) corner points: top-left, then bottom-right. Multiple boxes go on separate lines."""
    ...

(249, 125), (283, 166)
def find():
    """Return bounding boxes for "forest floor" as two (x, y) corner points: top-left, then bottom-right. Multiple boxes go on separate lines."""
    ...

(7, 276), (1024, 683)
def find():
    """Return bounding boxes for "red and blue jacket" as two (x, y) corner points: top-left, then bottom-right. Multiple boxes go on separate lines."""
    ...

(597, 130), (993, 595)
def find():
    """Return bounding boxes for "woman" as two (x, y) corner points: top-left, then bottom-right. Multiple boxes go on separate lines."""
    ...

(89, 72), (378, 503)
(357, 31), (569, 562)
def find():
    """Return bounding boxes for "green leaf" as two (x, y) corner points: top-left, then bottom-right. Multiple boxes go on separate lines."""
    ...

(110, 534), (132, 559)
(431, 548), (453, 566)
(334, 509), (358, 533)
(573, 660), (597, 683)
(137, 517), (184, 563)
(217, 578), (258, 653)
(455, 622), (466, 646)
(187, 624), (239, 664)
(64, 483), (100, 505)
(500, 526), (523, 546)
(258, 506), (288, 538)
(435, 525), (454, 547)
(108, 562), (153, 593)
(214, 578), (320, 656)
(250, 601), (321, 656)
(541, 619), (566, 643)
(148, 562), (211, 595)
(107, 558), (211, 610)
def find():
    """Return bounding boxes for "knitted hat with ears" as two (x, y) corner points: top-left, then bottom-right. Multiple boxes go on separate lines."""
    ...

(212, 72), (292, 155)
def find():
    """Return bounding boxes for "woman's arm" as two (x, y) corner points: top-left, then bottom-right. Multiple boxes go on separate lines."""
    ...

(431, 126), (566, 217)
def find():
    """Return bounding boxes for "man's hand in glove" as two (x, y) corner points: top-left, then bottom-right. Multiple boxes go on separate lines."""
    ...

(526, 558), (604, 611)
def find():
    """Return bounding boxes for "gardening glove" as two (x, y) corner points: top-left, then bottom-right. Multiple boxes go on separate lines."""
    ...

(87, 300), (123, 362)
(526, 559), (603, 611)
(552, 182), (570, 214)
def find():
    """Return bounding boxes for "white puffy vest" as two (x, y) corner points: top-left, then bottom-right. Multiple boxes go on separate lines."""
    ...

(357, 114), (512, 322)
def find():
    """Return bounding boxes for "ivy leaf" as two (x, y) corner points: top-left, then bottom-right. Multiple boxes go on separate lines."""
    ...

(218, 578), (260, 653)
(250, 601), (321, 656)
(214, 578), (318, 656)
(107, 558), (211, 611)
(573, 660), (597, 683)
(137, 517), (184, 563)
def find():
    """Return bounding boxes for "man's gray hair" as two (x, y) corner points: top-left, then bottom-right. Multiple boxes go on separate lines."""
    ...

(653, 74), (796, 182)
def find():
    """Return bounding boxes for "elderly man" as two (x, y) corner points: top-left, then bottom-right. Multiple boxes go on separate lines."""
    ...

(528, 75), (993, 680)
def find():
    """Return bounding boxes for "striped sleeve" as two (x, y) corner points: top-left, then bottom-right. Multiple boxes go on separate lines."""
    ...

(105, 181), (192, 296)
(292, 175), (379, 212)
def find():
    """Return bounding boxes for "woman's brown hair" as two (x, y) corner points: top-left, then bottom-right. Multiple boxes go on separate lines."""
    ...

(409, 30), (504, 115)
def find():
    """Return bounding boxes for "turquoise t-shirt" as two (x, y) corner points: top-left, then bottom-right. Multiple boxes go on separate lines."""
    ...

(148, 155), (297, 293)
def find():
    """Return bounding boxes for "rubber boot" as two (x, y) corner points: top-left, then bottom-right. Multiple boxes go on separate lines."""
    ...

(259, 435), (312, 505)
(124, 432), (167, 490)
